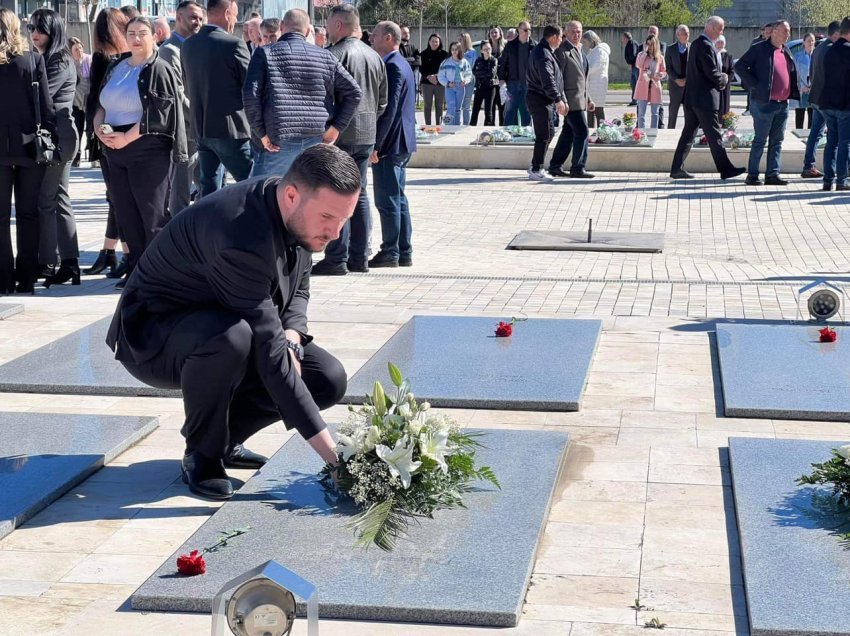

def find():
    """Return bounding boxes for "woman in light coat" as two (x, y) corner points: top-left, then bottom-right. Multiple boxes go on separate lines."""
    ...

(582, 30), (609, 127)
(634, 35), (666, 129)
(790, 33), (815, 129)
(438, 42), (473, 125)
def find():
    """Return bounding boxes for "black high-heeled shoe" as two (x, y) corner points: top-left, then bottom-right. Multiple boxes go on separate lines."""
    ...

(38, 264), (56, 279)
(84, 249), (117, 275)
(43, 260), (81, 288)
(106, 255), (129, 279)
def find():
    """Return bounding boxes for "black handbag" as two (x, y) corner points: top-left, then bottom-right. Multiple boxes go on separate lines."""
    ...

(29, 51), (59, 166)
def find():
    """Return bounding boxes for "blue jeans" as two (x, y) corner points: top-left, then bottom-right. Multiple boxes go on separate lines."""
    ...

(630, 67), (639, 101)
(251, 135), (323, 178)
(748, 99), (789, 178)
(323, 143), (373, 265)
(372, 152), (412, 261)
(461, 83), (474, 125)
(803, 107), (827, 171)
(444, 85), (465, 125)
(198, 137), (253, 197)
(820, 109), (850, 185)
(505, 81), (530, 126)
(636, 100), (660, 129)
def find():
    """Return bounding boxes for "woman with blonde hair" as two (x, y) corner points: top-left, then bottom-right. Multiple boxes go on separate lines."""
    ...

(0, 7), (54, 293)
(582, 29), (610, 127)
(634, 34), (666, 129)
(458, 32), (477, 124)
(486, 25), (506, 124)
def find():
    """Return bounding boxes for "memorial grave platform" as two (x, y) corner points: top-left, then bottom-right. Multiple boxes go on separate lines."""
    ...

(0, 303), (23, 320)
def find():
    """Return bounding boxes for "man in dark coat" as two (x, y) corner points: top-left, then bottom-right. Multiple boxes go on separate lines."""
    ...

(106, 145), (361, 500)
(669, 16), (745, 181)
(525, 25), (567, 181)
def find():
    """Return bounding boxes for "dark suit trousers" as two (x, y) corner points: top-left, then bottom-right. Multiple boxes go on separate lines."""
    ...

(0, 164), (44, 290)
(549, 110), (589, 171)
(668, 86), (685, 129)
(120, 308), (347, 459)
(671, 105), (736, 177)
(527, 91), (554, 171)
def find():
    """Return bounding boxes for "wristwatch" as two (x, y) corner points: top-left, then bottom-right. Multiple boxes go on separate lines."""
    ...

(285, 338), (304, 361)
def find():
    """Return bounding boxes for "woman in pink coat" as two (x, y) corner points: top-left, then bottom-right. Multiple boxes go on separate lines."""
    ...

(634, 35), (666, 129)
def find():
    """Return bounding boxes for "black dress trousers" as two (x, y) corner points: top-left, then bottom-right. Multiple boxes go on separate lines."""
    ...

(120, 308), (347, 459)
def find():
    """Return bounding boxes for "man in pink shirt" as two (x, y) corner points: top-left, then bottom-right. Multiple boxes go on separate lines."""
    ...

(734, 20), (799, 185)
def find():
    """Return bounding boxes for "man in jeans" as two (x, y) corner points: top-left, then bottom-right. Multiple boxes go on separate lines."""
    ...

(312, 4), (388, 275)
(369, 21), (417, 268)
(735, 20), (798, 186)
(499, 20), (535, 126)
(804, 20), (841, 181)
(622, 32), (639, 106)
(819, 17), (850, 191)
(526, 25), (567, 181)
(243, 9), (361, 179)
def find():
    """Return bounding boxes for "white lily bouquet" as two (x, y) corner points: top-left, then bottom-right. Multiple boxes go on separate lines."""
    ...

(321, 363), (500, 551)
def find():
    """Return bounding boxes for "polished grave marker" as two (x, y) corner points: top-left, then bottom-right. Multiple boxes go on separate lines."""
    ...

(131, 427), (569, 627)
(716, 322), (850, 420)
(342, 316), (602, 411)
(0, 303), (23, 320)
(507, 229), (664, 253)
(729, 437), (850, 636)
(0, 412), (158, 539)
(0, 317), (179, 397)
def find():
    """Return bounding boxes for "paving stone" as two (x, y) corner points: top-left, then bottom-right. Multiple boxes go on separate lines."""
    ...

(508, 230), (664, 253)
(729, 437), (850, 636)
(343, 316), (601, 411)
(0, 412), (158, 540)
(0, 317), (178, 397)
(716, 323), (850, 421)
(131, 428), (569, 627)
(0, 304), (23, 320)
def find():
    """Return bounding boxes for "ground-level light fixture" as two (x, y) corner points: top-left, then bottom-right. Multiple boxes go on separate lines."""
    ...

(797, 279), (844, 322)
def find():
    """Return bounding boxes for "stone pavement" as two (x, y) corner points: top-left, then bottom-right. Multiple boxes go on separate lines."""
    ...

(0, 157), (848, 635)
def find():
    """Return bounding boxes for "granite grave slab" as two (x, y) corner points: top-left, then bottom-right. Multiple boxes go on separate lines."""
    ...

(507, 230), (664, 253)
(342, 316), (601, 411)
(0, 412), (158, 539)
(0, 303), (23, 320)
(131, 427), (569, 626)
(729, 437), (850, 636)
(0, 317), (180, 397)
(716, 322), (850, 420)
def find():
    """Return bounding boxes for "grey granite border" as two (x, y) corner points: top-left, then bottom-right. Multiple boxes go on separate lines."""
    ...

(0, 303), (24, 320)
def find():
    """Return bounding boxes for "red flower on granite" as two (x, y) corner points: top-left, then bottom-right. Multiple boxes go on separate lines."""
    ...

(495, 321), (513, 337)
(819, 327), (837, 343)
(176, 550), (206, 576)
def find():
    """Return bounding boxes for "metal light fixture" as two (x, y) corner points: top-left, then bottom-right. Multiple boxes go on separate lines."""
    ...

(212, 561), (318, 636)
(797, 279), (844, 323)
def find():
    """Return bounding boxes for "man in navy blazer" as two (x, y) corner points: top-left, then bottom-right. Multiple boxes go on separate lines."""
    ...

(368, 21), (417, 268)
(107, 146), (361, 500)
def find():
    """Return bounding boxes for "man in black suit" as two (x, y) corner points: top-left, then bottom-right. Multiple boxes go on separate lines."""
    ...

(106, 145), (361, 500)
(669, 16), (745, 181)
(181, 0), (253, 197)
(665, 24), (690, 129)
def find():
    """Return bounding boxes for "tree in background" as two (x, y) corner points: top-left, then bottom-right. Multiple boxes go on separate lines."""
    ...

(692, 0), (733, 22)
(784, 0), (848, 32)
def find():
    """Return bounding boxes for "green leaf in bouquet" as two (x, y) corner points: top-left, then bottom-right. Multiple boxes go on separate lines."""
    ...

(348, 496), (415, 551)
(372, 381), (387, 416)
(477, 466), (501, 489)
(388, 362), (404, 388)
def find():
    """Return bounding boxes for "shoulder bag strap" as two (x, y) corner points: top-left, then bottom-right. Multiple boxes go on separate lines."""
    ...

(29, 51), (43, 129)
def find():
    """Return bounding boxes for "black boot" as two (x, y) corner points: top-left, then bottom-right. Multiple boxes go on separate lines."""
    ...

(84, 249), (117, 275)
(38, 264), (56, 279)
(43, 259), (81, 288)
(181, 451), (234, 500)
(106, 254), (129, 279)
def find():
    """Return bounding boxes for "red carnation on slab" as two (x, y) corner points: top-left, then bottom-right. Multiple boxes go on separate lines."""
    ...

(176, 550), (206, 576)
(819, 327), (837, 343)
(495, 321), (513, 337)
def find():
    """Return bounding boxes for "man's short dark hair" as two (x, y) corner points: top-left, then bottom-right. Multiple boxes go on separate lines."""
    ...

(841, 16), (850, 35)
(622, 31), (632, 39)
(284, 145), (361, 196)
(261, 17), (280, 32)
(828, 20), (841, 36)
(176, 0), (203, 13)
(206, 0), (231, 14)
(329, 3), (359, 29)
(542, 25), (561, 40)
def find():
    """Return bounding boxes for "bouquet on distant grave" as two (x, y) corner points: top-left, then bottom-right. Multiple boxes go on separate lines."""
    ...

(723, 130), (754, 149)
(721, 111), (739, 130)
(504, 125), (535, 138)
(621, 112), (637, 128)
(631, 128), (647, 144)
(322, 363), (500, 551)
(796, 444), (850, 508)
(595, 121), (624, 144)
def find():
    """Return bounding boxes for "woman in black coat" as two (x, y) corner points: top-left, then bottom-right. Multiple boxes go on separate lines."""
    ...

(28, 8), (80, 286)
(0, 8), (54, 293)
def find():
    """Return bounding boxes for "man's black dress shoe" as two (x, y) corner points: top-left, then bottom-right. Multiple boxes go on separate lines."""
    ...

(670, 170), (694, 179)
(399, 257), (413, 267)
(569, 169), (595, 178)
(368, 252), (399, 268)
(311, 260), (348, 276)
(764, 176), (789, 186)
(721, 167), (746, 180)
(837, 183), (849, 191)
(547, 167), (569, 177)
(823, 182), (834, 191)
(347, 259), (369, 273)
(182, 451), (234, 500)
(745, 176), (763, 186)
(223, 443), (269, 469)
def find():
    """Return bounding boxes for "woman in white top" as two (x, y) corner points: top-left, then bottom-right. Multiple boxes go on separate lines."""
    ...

(582, 30), (610, 128)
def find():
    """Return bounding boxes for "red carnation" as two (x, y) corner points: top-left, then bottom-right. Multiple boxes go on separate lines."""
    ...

(819, 327), (837, 343)
(495, 321), (513, 337)
(176, 550), (206, 576)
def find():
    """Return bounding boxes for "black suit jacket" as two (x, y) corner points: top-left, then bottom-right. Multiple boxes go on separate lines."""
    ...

(683, 34), (726, 111)
(181, 25), (251, 140)
(106, 177), (325, 438)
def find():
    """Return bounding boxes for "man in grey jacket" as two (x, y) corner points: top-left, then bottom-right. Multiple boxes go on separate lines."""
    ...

(243, 8), (361, 178)
(158, 0), (205, 215)
(312, 4), (388, 276)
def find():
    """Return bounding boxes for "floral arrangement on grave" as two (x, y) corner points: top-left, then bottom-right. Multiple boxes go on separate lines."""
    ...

(494, 315), (528, 337)
(595, 121), (624, 144)
(796, 444), (850, 508)
(420, 125), (442, 134)
(504, 125), (535, 138)
(631, 128), (647, 144)
(322, 363), (500, 551)
(722, 130), (754, 149)
(819, 326), (838, 343)
(476, 129), (512, 145)
(175, 527), (251, 576)
(721, 111), (739, 130)
(621, 112), (637, 129)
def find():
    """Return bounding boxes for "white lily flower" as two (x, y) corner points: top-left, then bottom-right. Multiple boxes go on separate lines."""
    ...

(408, 419), (423, 436)
(837, 444), (850, 464)
(420, 429), (450, 473)
(420, 402), (431, 411)
(398, 403), (412, 418)
(375, 436), (422, 489)
(337, 433), (363, 461)
(364, 425), (381, 452)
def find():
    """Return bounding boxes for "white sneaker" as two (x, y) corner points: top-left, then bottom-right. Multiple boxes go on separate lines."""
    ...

(527, 168), (554, 182)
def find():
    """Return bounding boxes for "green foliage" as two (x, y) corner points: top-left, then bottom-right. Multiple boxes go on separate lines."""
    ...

(797, 447), (850, 507)
(649, 0), (693, 28)
(692, 0), (733, 22)
(644, 617), (667, 629)
(783, 0), (850, 28)
(563, 0), (611, 25)
(349, 497), (414, 551)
